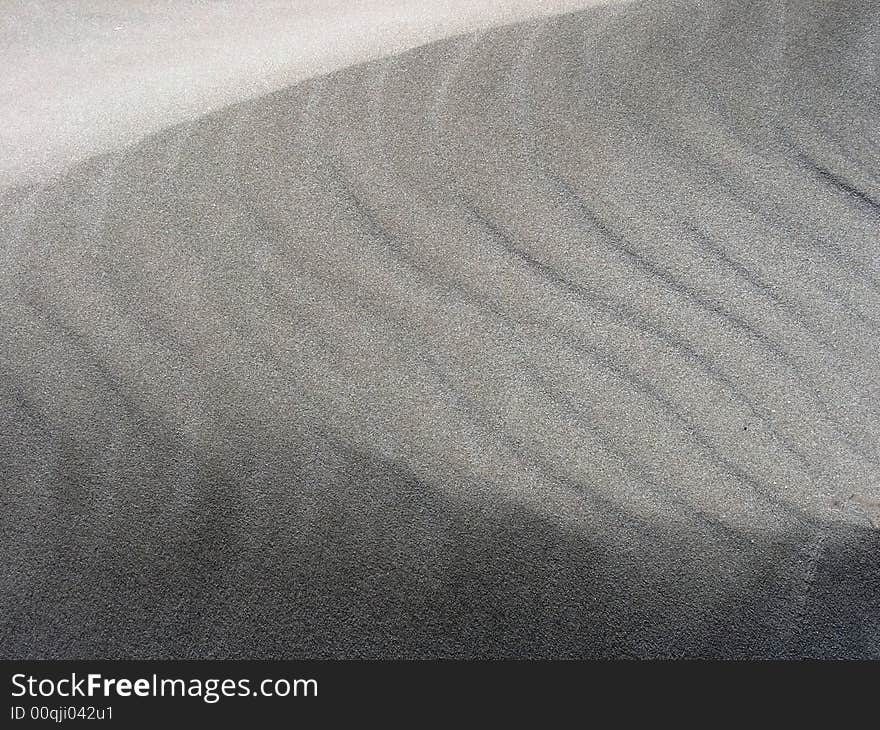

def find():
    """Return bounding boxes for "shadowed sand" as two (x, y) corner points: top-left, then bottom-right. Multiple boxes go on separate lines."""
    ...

(1, 0), (879, 657)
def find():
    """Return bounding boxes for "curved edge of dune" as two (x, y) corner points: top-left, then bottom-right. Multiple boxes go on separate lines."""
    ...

(0, 0), (622, 189)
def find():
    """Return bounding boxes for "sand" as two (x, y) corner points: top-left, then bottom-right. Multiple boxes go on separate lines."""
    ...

(1, 0), (878, 658)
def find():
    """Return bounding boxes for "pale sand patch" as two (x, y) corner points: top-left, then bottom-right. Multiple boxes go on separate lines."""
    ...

(0, 0), (622, 187)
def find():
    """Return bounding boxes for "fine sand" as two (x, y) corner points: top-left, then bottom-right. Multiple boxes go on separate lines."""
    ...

(1, 0), (879, 657)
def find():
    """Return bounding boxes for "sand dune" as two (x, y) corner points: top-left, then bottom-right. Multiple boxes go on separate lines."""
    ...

(1, 0), (879, 658)
(0, 0), (613, 187)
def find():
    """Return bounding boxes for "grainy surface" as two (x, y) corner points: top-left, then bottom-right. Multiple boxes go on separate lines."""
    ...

(1, 0), (879, 658)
